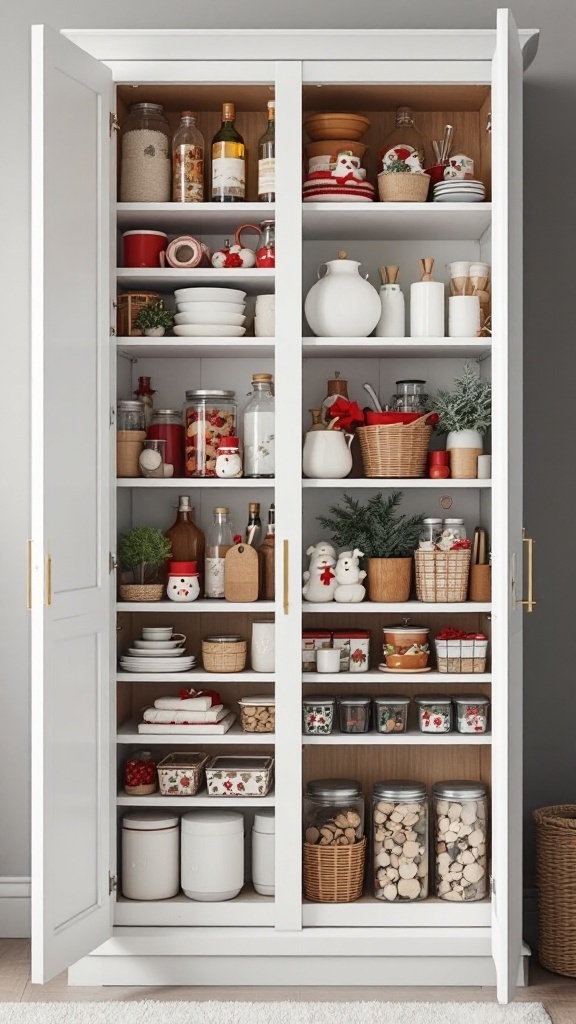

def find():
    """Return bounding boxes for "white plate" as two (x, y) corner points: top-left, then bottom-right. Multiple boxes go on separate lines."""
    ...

(126, 647), (188, 658)
(133, 639), (185, 650)
(120, 659), (195, 672)
(434, 194), (486, 203)
(174, 288), (246, 303)
(173, 311), (246, 327)
(173, 324), (246, 337)
(303, 194), (373, 203)
(176, 301), (246, 315)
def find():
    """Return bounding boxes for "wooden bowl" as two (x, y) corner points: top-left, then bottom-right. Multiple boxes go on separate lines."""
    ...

(304, 113), (371, 142)
(305, 139), (367, 161)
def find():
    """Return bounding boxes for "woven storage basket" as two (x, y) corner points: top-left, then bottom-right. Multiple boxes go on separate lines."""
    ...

(117, 291), (160, 336)
(202, 639), (247, 673)
(356, 414), (433, 478)
(378, 172), (430, 203)
(303, 836), (366, 903)
(119, 583), (165, 602)
(534, 805), (576, 977)
(414, 549), (471, 603)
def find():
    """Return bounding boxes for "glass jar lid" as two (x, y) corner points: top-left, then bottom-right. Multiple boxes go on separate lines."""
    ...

(336, 696), (372, 706)
(129, 102), (166, 115)
(185, 389), (235, 399)
(444, 518), (465, 525)
(203, 635), (244, 643)
(306, 778), (362, 800)
(395, 379), (426, 389)
(415, 694), (451, 704)
(373, 695), (411, 705)
(303, 695), (336, 705)
(373, 780), (427, 802)
(153, 408), (182, 417)
(433, 780), (487, 801)
(452, 695), (490, 705)
(118, 400), (145, 410)
(423, 518), (442, 525)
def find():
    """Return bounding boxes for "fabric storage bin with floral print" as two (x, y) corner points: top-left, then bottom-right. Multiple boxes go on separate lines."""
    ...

(205, 756), (274, 797)
(156, 752), (210, 796)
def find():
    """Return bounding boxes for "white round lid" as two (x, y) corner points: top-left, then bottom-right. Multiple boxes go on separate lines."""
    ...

(122, 811), (178, 831)
(238, 695), (276, 706)
(122, 229), (168, 238)
(253, 809), (275, 834)
(181, 810), (244, 836)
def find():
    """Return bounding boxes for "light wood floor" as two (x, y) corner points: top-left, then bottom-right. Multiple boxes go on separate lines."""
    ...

(1, 941), (576, 1022)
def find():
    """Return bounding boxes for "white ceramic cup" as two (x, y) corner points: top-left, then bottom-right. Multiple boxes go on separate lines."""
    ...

(142, 626), (173, 639)
(448, 295), (481, 337)
(251, 621), (275, 673)
(477, 454), (492, 479)
(316, 648), (341, 673)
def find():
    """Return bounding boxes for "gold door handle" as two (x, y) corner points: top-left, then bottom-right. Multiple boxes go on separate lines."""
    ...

(27, 540), (32, 610)
(283, 539), (289, 615)
(46, 554), (52, 607)
(521, 528), (535, 613)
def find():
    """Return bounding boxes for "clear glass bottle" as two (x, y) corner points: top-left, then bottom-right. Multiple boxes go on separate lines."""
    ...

(243, 374), (275, 478)
(120, 102), (171, 202)
(205, 507), (234, 600)
(211, 102), (245, 202)
(133, 376), (156, 430)
(258, 504), (275, 600)
(433, 780), (488, 901)
(183, 389), (236, 477)
(172, 111), (205, 203)
(258, 102), (275, 202)
(373, 781), (428, 901)
(245, 502), (262, 547)
(255, 220), (275, 268)
(378, 106), (431, 172)
(165, 496), (206, 595)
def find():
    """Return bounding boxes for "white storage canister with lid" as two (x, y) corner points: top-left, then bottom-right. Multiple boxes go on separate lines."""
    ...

(121, 811), (179, 900)
(181, 810), (244, 901)
(252, 809), (275, 895)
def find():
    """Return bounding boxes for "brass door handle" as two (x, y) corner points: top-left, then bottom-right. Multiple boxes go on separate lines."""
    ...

(46, 554), (52, 607)
(521, 528), (535, 613)
(283, 539), (289, 615)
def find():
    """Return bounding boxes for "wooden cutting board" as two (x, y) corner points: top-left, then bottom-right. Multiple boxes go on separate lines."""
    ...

(225, 544), (259, 602)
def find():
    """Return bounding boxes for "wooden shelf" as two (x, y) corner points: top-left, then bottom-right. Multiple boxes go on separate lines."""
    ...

(116, 476), (275, 488)
(302, 729), (491, 745)
(117, 789), (275, 807)
(116, 267), (275, 293)
(115, 885), (274, 928)
(116, 600), (275, 613)
(116, 202), (275, 233)
(302, 337), (492, 360)
(117, 670), (275, 683)
(302, 202), (492, 242)
(303, 478), (491, 489)
(117, 720), (274, 744)
(302, 602), (491, 614)
(302, 894), (491, 928)
(302, 671), (491, 684)
(116, 338), (274, 359)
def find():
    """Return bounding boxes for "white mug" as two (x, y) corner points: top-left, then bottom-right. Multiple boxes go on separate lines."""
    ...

(444, 154), (475, 179)
(316, 648), (341, 673)
(251, 621), (275, 673)
(477, 454), (492, 479)
(448, 295), (481, 337)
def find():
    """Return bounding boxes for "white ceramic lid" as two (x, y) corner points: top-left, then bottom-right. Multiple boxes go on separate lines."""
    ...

(122, 811), (178, 831)
(238, 695), (276, 706)
(181, 810), (244, 836)
(253, 809), (275, 834)
(122, 229), (168, 237)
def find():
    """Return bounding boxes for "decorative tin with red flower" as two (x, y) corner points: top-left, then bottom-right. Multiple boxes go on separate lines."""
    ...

(415, 696), (452, 733)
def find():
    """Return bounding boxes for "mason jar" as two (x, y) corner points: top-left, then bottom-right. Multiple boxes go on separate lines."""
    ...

(117, 400), (146, 432)
(184, 390), (236, 477)
(419, 517), (442, 549)
(433, 780), (488, 901)
(442, 518), (467, 545)
(120, 102), (171, 202)
(372, 780), (428, 901)
(304, 778), (364, 845)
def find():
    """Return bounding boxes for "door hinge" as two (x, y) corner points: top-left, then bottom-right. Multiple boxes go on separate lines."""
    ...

(110, 112), (120, 137)
(110, 325), (116, 337)
(109, 552), (118, 573)
(110, 406), (116, 426)
(109, 871), (118, 894)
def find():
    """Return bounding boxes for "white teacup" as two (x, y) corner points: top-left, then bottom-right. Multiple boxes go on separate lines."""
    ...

(142, 626), (174, 640)
(316, 648), (341, 673)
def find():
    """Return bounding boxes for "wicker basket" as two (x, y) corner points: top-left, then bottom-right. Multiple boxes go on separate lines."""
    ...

(534, 805), (576, 977)
(378, 172), (430, 203)
(117, 291), (160, 337)
(202, 638), (247, 673)
(303, 836), (366, 903)
(356, 414), (433, 478)
(414, 550), (471, 603)
(119, 583), (165, 602)
(434, 637), (488, 673)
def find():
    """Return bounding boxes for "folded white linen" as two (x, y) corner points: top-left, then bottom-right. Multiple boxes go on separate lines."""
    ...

(138, 712), (236, 735)
(142, 705), (226, 724)
(154, 695), (214, 711)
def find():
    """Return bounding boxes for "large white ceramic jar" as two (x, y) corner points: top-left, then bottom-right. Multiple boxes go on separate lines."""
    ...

(181, 810), (244, 901)
(304, 251), (381, 337)
(121, 811), (179, 900)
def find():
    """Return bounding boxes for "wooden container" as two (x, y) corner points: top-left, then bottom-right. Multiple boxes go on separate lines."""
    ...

(534, 805), (576, 977)
(356, 416), (433, 478)
(449, 447), (482, 479)
(303, 836), (366, 903)
(378, 172), (430, 202)
(366, 557), (412, 602)
(202, 636), (247, 673)
(116, 430), (146, 478)
(116, 291), (161, 336)
(469, 564), (492, 602)
(414, 550), (471, 603)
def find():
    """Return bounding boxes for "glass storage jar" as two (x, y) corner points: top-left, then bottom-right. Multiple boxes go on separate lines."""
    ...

(243, 373), (275, 478)
(147, 409), (185, 477)
(304, 778), (364, 845)
(433, 780), (488, 901)
(391, 379), (428, 413)
(415, 695), (452, 732)
(373, 695), (410, 734)
(302, 695), (336, 735)
(120, 102), (171, 202)
(255, 220), (275, 268)
(372, 780), (428, 901)
(117, 400), (146, 432)
(184, 390), (236, 477)
(337, 695), (372, 733)
(419, 517), (443, 549)
(453, 695), (490, 734)
(441, 518), (467, 546)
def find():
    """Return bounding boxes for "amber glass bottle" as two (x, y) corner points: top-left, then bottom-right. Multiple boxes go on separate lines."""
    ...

(258, 504), (275, 600)
(165, 496), (206, 595)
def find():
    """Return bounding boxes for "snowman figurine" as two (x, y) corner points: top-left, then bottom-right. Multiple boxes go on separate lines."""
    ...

(215, 437), (243, 479)
(167, 561), (200, 603)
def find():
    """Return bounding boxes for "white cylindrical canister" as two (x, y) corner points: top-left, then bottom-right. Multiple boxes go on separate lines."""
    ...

(121, 811), (179, 901)
(181, 810), (244, 901)
(251, 620), (275, 672)
(374, 284), (406, 337)
(410, 280), (445, 337)
(252, 809), (275, 896)
(448, 294), (481, 337)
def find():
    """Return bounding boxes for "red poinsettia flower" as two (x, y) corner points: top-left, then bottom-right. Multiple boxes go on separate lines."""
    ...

(433, 716), (443, 727)
(180, 776), (190, 787)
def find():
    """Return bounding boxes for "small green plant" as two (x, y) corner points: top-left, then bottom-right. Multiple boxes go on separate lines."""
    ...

(118, 526), (172, 584)
(384, 157), (413, 173)
(134, 300), (173, 331)
(317, 491), (424, 559)
(432, 362), (491, 434)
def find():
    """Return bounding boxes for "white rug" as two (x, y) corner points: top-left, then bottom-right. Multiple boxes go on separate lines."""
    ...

(0, 1002), (552, 1023)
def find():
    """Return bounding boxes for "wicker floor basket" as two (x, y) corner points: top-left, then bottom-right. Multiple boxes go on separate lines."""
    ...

(378, 172), (431, 203)
(201, 639), (247, 673)
(119, 583), (165, 602)
(303, 837), (366, 903)
(534, 805), (576, 977)
(414, 549), (471, 602)
(356, 416), (433, 478)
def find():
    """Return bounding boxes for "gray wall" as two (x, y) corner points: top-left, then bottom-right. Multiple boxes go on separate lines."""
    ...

(2, 0), (573, 896)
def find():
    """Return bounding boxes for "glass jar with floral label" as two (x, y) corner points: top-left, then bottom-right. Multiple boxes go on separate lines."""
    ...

(415, 695), (452, 733)
(302, 695), (335, 735)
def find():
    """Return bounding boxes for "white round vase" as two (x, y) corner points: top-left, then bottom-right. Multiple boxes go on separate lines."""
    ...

(304, 255), (381, 337)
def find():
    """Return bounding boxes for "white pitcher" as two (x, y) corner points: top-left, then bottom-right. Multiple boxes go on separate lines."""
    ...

(302, 429), (354, 479)
(304, 250), (381, 337)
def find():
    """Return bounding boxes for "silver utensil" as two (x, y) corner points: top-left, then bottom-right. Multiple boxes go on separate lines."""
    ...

(363, 383), (382, 413)
(432, 140), (441, 164)
(440, 124), (454, 163)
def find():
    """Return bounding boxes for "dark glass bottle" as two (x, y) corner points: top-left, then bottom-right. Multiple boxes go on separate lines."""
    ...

(245, 502), (262, 547)
(211, 102), (245, 203)
(258, 504), (275, 600)
(257, 101), (275, 202)
(165, 496), (206, 595)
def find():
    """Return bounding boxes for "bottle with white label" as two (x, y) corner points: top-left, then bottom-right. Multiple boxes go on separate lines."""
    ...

(258, 101), (275, 202)
(243, 373), (275, 478)
(211, 102), (245, 202)
(205, 507), (234, 600)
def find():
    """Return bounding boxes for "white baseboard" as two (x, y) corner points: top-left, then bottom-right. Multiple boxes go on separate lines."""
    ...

(0, 877), (30, 938)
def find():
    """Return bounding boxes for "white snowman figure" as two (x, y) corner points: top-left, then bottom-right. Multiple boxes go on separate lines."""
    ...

(333, 549), (367, 604)
(167, 561), (200, 603)
(215, 437), (243, 479)
(332, 151), (366, 184)
(302, 541), (338, 602)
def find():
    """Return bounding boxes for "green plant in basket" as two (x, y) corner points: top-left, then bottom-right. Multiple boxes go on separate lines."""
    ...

(317, 490), (424, 559)
(134, 300), (173, 331)
(118, 526), (172, 585)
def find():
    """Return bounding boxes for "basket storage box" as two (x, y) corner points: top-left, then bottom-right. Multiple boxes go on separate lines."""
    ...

(117, 291), (161, 336)
(435, 637), (488, 673)
(414, 549), (471, 603)
(119, 583), (165, 602)
(356, 414), (433, 478)
(533, 805), (576, 977)
(377, 172), (430, 203)
(201, 637), (247, 673)
(303, 836), (366, 902)
(156, 752), (210, 796)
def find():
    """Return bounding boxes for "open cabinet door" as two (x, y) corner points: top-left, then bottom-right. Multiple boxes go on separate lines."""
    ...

(30, 25), (114, 982)
(490, 8), (525, 1004)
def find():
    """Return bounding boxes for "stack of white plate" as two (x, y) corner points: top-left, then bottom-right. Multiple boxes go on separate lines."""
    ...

(433, 179), (486, 203)
(254, 294), (275, 337)
(173, 287), (247, 337)
(120, 638), (196, 673)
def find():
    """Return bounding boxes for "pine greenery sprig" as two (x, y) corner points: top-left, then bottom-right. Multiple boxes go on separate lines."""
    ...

(432, 362), (491, 434)
(317, 491), (424, 559)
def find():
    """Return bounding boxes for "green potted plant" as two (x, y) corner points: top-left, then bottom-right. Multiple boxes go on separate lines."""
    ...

(317, 491), (424, 602)
(118, 526), (172, 602)
(133, 300), (173, 338)
(432, 362), (491, 478)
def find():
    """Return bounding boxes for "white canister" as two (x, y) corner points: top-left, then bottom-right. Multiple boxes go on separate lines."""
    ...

(251, 620), (275, 672)
(121, 811), (179, 901)
(410, 280), (445, 337)
(181, 810), (244, 902)
(448, 295), (481, 337)
(374, 284), (406, 337)
(252, 809), (275, 896)
(304, 253), (381, 338)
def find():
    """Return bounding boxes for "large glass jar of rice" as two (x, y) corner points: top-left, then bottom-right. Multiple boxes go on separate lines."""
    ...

(120, 103), (171, 202)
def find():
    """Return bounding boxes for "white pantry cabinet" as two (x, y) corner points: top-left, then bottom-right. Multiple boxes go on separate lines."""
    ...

(30, 13), (538, 1002)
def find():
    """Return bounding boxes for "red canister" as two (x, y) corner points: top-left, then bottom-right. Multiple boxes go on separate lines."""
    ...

(123, 230), (168, 268)
(429, 450), (449, 465)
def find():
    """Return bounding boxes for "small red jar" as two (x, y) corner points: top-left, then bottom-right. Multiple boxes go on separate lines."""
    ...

(124, 750), (158, 795)
(123, 230), (168, 268)
(147, 409), (185, 477)
(429, 450), (449, 466)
